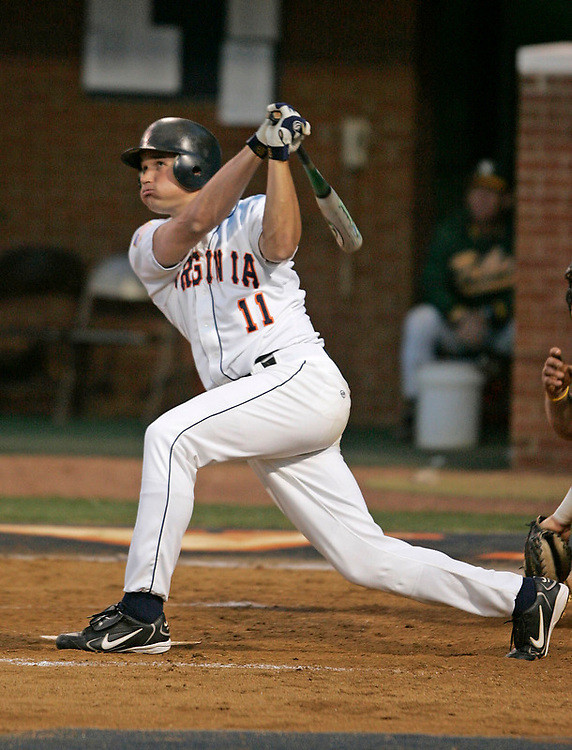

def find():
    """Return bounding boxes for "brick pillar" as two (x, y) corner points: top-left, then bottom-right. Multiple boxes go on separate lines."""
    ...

(512, 43), (572, 471)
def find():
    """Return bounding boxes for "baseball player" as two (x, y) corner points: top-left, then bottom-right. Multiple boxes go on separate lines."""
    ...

(56, 104), (568, 660)
(523, 264), (572, 576)
(539, 345), (572, 541)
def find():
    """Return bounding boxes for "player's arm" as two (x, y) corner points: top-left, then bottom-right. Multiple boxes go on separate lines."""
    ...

(543, 347), (572, 439)
(259, 160), (302, 262)
(258, 103), (310, 262)
(153, 147), (262, 267)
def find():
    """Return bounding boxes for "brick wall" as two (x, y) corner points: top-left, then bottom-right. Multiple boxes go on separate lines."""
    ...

(512, 44), (572, 470)
(280, 63), (417, 426)
(1, 48), (418, 424)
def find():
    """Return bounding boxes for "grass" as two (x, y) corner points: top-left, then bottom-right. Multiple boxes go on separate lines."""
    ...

(0, 496), (532, 535)
(365, 469), (564, 501)
(0, 496), (139, 527)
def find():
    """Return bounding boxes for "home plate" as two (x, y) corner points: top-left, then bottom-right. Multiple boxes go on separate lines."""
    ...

(40, 635), (201, 646)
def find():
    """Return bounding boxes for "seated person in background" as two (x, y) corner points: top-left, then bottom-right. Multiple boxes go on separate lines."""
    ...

(400, 159), (514, 438)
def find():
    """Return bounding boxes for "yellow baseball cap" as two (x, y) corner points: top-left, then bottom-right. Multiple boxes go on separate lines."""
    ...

(469, 159), (508, 193)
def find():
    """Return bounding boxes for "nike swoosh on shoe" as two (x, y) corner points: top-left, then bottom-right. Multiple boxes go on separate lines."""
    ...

(100, 628), (144, 651)
(530, 606), (544, 650)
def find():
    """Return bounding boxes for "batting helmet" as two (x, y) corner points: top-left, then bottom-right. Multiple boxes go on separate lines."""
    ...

(121, 117), (222, 191)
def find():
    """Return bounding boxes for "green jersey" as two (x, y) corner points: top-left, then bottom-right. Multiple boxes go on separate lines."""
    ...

(420, 209), (513, 326)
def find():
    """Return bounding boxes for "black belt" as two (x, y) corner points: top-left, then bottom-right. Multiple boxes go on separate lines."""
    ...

(254, 352), (277, 368)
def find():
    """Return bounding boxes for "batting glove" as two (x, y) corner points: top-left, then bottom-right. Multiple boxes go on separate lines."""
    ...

(265, 102), (311, 160)
(246, 120), (269, 160)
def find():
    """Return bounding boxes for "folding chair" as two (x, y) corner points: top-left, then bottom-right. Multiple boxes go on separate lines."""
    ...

(53, 254), (176, 424)
(0, 246), (85, 415)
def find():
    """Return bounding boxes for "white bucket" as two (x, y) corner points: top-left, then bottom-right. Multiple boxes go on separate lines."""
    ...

(415, 361), (485, 450)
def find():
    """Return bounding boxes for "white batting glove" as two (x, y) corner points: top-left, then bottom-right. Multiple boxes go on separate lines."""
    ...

(246, 120), (269, 159)
(266, 102), (299, 123)
(265, 102), (311, 160)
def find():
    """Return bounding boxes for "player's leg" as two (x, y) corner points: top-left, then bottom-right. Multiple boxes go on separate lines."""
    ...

(401, 304), (457, 402)
(249, 446), (522, 618)
(56, 348), (349, 653)
(252, 449), (569, 659)
(490, 319), (514, 357)
(124, 347), (350, 600)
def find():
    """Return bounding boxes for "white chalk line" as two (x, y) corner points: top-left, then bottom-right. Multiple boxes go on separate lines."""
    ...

(0, 656), (353, 672)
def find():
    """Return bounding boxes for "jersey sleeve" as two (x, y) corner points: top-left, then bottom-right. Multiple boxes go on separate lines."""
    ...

(243, 195), (265, 255)
(243, 194), (299, 264)
(128, 219), (185, 298)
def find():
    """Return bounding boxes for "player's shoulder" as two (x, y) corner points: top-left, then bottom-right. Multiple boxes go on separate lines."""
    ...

(240, 193), (265, 207)
(432, 210), (468, 246)
(437, 208), (466, 231)
(231, 193), (265, 218)
(131, 218), (169, 248)
(216, 195), (265, 236)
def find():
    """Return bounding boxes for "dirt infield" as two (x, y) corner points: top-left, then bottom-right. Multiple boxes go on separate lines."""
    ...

(1, 454), (572, 740)
(1, 556), (572, 738)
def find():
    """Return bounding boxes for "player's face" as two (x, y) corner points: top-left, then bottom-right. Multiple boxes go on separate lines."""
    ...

(466, 186), (503, 225)
(139, 153), (194, 216)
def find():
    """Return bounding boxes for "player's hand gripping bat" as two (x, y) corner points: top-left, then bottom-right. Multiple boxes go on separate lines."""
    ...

(267, 107), (363, 253)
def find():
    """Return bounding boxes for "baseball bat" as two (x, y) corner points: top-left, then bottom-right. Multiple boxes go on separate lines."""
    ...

(296, 145), (363, 253)
(266, 107), (363, 252)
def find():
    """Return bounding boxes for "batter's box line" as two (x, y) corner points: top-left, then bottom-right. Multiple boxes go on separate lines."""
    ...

(1, 656), (355, 672)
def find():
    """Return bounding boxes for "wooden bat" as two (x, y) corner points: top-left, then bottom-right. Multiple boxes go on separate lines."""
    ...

(296, 145), (363, 253)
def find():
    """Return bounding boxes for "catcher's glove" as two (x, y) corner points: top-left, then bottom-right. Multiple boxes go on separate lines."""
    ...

(524, 516), (572, 582)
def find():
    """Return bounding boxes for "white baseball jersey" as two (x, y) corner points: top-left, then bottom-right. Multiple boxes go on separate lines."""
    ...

(129, 194), (322, 390)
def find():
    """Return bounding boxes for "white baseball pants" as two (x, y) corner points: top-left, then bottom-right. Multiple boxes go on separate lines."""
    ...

(124, 343), (522, 617)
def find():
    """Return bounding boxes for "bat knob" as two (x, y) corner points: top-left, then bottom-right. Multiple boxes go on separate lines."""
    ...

(268, 110), (281, 125)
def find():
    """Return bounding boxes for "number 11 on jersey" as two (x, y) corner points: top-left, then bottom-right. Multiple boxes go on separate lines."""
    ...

(237, 293), (274, 332)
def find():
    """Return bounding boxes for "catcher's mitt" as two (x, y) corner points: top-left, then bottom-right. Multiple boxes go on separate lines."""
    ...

(524, 516), (572, 582)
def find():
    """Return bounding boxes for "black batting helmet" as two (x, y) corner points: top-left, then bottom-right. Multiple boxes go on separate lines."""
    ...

(121, 117), (222, 191)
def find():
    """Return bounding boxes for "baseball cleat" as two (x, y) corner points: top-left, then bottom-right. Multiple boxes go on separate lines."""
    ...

(56, 603), (171, 654)
(507, 577), (569, 660)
